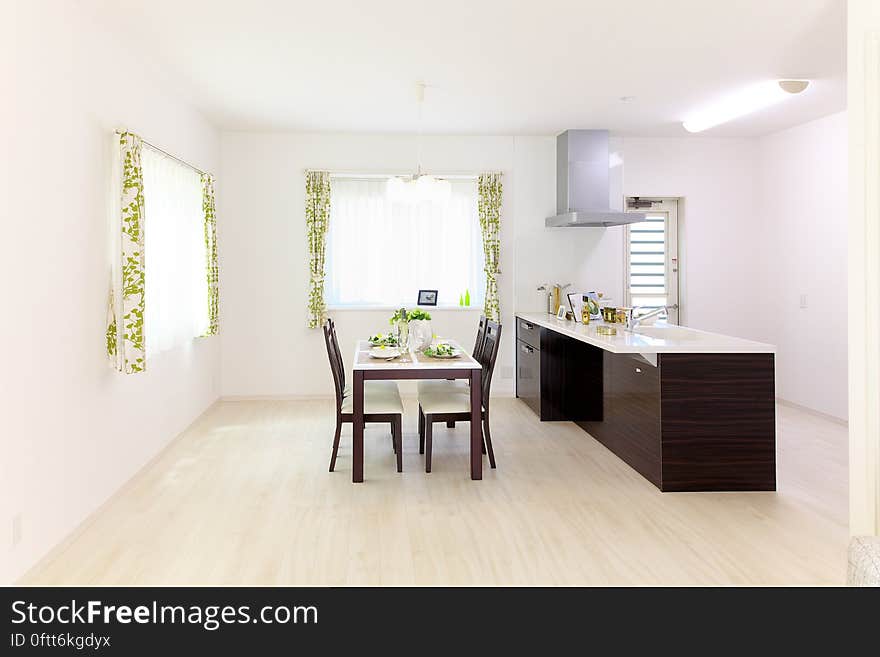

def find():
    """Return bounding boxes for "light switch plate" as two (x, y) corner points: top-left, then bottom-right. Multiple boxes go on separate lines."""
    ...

(799, 294), (807, 309)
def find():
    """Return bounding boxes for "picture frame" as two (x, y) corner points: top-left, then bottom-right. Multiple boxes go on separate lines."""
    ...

(556, 305), (568, 320)
(567, 292), (584, 323)
(417, 289), (438, 306)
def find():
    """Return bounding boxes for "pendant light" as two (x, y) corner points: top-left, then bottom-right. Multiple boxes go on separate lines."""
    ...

(387, 82), (451, 203)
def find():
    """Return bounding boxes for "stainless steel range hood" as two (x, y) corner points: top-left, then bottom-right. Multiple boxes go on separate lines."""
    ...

(545, 130), (645, 227)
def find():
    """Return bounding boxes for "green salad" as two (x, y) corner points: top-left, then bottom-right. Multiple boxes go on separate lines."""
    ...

(423, 342), (457, 357)
(368, 333), (398, 346)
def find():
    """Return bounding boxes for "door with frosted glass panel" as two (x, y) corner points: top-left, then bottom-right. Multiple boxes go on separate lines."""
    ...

(624, 199), (679, 324)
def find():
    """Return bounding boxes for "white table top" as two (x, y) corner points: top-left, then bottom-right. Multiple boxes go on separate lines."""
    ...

(352, 339), (481, 370)
(516, 312), (776, 354)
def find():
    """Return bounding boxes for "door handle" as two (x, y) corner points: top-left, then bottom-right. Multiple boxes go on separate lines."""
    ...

(635, 367), (642, 373)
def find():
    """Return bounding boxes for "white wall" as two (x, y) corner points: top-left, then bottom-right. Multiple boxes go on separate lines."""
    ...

(516, 137), (771, 343)
(220, 133), (565, 398)
(0, 1), (221, 583)
(220, 125), (848, 422)
(541, 129), (847, 419)
(759, 112), (848, 420)
(620, 137), (769, 340)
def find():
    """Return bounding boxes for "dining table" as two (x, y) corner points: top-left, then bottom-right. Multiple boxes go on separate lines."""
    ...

(351, 339), (483, 483)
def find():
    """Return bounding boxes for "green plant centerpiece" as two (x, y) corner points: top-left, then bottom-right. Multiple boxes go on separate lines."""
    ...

(407, 308), (433, 350)
(407, 309), (432, 321)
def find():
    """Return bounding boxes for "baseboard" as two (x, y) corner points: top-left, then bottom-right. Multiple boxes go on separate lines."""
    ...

(776, 397), (848, 426)
(18, 397), (222, 584)
(221, 390), (517, 402)
(221, 394), (331, 402)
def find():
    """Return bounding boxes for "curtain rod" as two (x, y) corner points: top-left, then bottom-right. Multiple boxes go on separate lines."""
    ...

(115, 129), (209, 177)
(303, 171), (503, 180)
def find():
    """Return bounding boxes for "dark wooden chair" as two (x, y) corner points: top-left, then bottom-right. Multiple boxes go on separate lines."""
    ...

(323, 319), (403, 473)
(417, 320), (501, 472)
(416, 315), (487, 428)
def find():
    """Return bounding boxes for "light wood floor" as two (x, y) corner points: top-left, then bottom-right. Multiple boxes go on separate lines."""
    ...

(23, 398), (848, 585)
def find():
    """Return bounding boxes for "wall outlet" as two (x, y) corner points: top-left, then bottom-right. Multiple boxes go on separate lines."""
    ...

(12, 514), (22, 547)
(501, 366), (514, 379)
(799, 294), (808, 309)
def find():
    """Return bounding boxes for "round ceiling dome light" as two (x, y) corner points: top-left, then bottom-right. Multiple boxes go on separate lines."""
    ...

(778, 79), (810, 94)
(682, 79), (812, 133)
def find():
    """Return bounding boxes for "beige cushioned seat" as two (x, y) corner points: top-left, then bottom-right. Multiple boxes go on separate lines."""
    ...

(416, 379), (468, 397)
(417, 389), (475, 415)
(343, 380), (399, 399)
(341, 381), (404, 414)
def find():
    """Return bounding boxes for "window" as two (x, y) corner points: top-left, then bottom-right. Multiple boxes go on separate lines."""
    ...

(325, 177), (485, 308)
(141, 146), (208, 355)
(624, 199), (679, 324)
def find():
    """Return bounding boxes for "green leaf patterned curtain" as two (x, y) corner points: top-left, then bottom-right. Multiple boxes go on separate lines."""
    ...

(478, 172), (503, 322)
(106, 132), (147, 373)
(201, 173), (219, 336)
(306, 170), (331, 328)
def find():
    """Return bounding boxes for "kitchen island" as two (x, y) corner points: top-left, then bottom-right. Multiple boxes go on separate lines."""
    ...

(515, 312), (776, 492)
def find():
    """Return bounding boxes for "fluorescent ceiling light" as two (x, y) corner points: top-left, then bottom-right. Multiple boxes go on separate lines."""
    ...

(682, 79), (810, 133)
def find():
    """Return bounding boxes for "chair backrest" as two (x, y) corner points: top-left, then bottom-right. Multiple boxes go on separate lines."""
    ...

(478, 319), (502, 406)
(472, 315), (487, 361)
(327, 317), (345, 391)
(322, 319), (345, 412)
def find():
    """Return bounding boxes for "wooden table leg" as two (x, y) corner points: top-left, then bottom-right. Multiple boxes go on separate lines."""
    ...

(353, 370), (364, 483)
(470, 368), (482, 480)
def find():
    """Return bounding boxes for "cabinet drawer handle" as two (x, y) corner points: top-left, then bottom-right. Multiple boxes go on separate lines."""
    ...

(520, 321), (533, 330)
(635, 367), (642, 373)
(521, 344), (533, 354)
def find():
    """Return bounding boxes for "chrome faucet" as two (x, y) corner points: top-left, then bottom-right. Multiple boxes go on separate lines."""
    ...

(626, 306), (668, 331)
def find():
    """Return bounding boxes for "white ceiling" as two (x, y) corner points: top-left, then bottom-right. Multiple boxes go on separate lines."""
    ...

(83, 0), (846, 137)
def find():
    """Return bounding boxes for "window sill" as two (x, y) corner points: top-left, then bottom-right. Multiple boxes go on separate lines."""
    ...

(326, 305), (483, 312)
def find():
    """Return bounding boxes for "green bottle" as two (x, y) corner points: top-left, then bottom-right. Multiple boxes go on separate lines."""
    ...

(459, 293), (464, 306)
(464, 289), (470, 306)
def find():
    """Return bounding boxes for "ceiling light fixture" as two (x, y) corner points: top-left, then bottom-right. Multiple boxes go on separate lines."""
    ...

(387, 82), (451, 203)
(681, 79), (811, 133)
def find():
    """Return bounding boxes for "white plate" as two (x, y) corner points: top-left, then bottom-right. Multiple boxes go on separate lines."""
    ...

(424, 349), (461, 359)
(369, 347), (401, 359)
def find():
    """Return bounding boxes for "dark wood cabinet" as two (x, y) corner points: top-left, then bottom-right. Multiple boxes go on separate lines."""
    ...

(516, 339), (540, 416)
(516, 317), (541, 349)
(659, 353), (776, 491)
(515, 318), (603, 422)
(578, 351), (660, 486)
(608, 353), (662, 487)
(517, 316), (776, 492)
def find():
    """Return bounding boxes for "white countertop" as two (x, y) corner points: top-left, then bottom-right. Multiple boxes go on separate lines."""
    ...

(516, 312), (775, 355)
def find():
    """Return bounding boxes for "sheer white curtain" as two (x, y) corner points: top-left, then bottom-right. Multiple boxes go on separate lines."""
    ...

(142, 146), (208, 355)
(326, 178), (485, 307)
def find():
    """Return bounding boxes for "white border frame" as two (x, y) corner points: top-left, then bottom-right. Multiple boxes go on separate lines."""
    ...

(849, 0), (880, 537)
